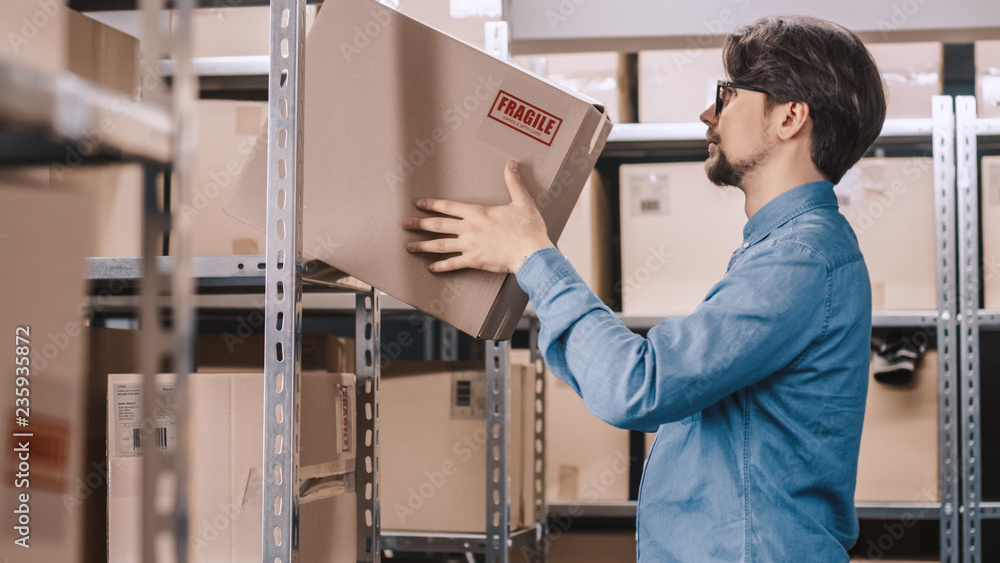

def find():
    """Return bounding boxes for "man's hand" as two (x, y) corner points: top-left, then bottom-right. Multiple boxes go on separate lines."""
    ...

(403, 160), (554, 274)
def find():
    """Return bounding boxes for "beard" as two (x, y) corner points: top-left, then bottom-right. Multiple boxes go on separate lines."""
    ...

(705, 142), (770, 189)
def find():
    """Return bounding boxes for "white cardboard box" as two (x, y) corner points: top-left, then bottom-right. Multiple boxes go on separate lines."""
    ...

(867, 42), (942, 120)
(855, 350), (939, 503)
(619, 161), (746, 316)
(379, 361), (535, 532)
(107, 372), (357, 562)
(983, 156), (1000, 309)
(835, 157), (938, 310)
(0, 181), (93, 563)
(509, 350), (631, 502)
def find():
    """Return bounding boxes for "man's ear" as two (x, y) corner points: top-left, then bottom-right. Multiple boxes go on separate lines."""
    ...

(775, 101), (811, 141)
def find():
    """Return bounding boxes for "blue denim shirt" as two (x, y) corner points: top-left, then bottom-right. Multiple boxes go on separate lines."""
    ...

(516, 181), (871, 562)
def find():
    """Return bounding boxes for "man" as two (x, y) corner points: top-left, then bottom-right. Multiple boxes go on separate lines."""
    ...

(403, 16), (886, 562)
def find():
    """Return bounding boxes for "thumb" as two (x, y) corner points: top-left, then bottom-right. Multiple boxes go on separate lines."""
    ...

(504, 160), (533, 205)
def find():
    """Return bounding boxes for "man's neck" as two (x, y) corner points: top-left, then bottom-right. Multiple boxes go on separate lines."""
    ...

(740, 158), (828, 219)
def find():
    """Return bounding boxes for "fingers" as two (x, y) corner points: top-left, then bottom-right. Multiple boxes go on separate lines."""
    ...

(402, 216), (463, 235)
(504, 160), (533, 205)
(415, 197), (478, 218)
(406, 237), (462, 255)
(428, 255), (472, 273)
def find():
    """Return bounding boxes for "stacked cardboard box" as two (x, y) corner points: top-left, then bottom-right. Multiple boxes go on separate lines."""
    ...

(226, 0), (613, 339)
(976, 41), (1000, 119)
(836, 157), (938, 310)
(867, 42), (942, 119)
(983, 156), (1000, 309)
(379, 360), (536, 532)
(107, 372), (357, 562)
(619, 161), (746, 316)
(0, 182), (94, 563)
(856, 350), (940, 502)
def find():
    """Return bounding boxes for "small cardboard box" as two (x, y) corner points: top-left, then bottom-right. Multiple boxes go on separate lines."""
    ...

(867, 42), (942, 120)
(836, 157), (938, 310)
(226, 0), (613, 340)
(0, 181), (93, 563)
(379, 360), (535, 533)
(619, 161), (746, 316)
(555, 171), (613, 304)
(983, 156), (1000, 309)
(107, 372), (357, 562)
(976, 40), (1000, 120)
(638, 48), (724, 124)
(856, 350), (940, 503)
(509, 350), (630, 502)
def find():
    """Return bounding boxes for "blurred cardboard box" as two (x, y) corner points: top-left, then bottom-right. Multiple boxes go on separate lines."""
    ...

(379, 360), (535, 532)
(836, 157), (937, 310)
(556, 171), (613, 304)
(0, 181), (93, 563)
(394, 0), (500, 51)
(515, 52), (622, 125)
(856, 350), (939, 503)
(226, 0), (613, 340)
(976, 41), (1000, 120)
(619, 161), (745, 316)
(509, 350), (630, 502)
(196, 331), (355, 373)
(983, 156), (1000, 309)
(867, 42), (942, 120)
(0, 0), (67, 74)
(190, 5), (317, 58)
(107, 372), (356, 562)
(638, 48), (724, 124)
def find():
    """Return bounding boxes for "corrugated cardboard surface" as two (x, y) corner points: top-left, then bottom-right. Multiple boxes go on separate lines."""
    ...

(619, 161), (746, 316)
(977, 40), (1000, 119)
(379, 361), (534, 533)
(509, 350), (630, 502)
(867, 42), (942, 119)
(0, 0), (67, 74)
(66, 9), (138, 94)
(225, 0), (612, 340)
(983, 156), (1000, 309)
(836, 157), (937, 310)
(0, 182), (93, 563)
(856, 350), (939, 503)
(107, 372), (357, 562)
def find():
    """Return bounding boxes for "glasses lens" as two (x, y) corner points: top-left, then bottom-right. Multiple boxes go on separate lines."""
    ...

(716, 82), (724, 115)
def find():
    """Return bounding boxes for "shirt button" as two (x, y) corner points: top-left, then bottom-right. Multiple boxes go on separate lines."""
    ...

(742, 241), (750, 249)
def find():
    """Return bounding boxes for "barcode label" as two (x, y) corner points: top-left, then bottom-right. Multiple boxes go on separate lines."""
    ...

(455, 380), (472, 407)
(451, 372), (485, 420)
(640, 199), (660, 212)
(113, 382), (178, 458)
(629, 175), (669, 217)
(133, 428), (141, 451)
(131, 427), (168, 451)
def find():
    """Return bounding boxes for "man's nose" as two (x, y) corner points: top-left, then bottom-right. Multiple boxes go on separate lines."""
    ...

(700, 104), (717, 127)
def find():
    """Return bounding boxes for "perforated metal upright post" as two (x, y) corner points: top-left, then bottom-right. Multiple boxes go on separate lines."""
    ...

(528, 318), (548, 561)
(956, 96), (982, 563)
(485, 340), (511, 563)
(263, 0), (306, 561)
(356, 291), (381, 561)
(932, 95), (960, 563)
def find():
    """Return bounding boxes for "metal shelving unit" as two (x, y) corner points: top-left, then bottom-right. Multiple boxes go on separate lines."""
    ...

(956, 96), (1000, 563)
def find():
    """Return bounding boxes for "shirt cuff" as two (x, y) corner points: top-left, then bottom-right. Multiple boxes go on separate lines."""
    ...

(515, 247), (581, 304)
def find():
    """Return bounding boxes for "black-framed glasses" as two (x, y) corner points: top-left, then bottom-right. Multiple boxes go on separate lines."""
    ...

(716, 80), (771, 115)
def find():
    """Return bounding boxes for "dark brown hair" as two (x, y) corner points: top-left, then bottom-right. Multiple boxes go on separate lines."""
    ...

(723, 16), (887, 184)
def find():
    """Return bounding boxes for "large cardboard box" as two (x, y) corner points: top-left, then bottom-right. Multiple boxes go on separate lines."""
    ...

(983, 156), (1000, 309)
(226, 0), (614, 340)
(836, 157), (937, 310)
(107, 372), (357, 562)
(379, 361), (535, 533)
(856, 350), (939, 503)
(509, 350), (630, 502)
(638, 48), (724, 124)
(1, 181), (93, 563)
(0, 0), (67, 74)
(619, 162), (746, 316)
(556, 171), (613, 304)
(976, 41), (1000, 120)
(867, 42), (942, 120)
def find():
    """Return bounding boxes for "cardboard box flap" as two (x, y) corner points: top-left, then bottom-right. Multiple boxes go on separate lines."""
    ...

(224, 0), (611, 340)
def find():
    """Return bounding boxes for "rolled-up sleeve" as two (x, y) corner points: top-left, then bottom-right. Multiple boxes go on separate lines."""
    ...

(516, 243), (830, 432)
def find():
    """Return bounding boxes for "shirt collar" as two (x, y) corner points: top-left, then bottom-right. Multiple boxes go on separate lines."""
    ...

(742, 181), (838, 246)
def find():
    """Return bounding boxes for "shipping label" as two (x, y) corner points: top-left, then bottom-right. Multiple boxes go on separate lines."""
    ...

(112, 383), (178, 458)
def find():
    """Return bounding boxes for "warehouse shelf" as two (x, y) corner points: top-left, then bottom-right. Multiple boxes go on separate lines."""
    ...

(979, 310), (1000, 329)
(981, 502), (1000, 518)
(381, 526), (540, 554)
(617, 311), (938, 332)
(546, 501), (943, 521)
(87, 255), (370, 291)
(0, 59), (171, 165)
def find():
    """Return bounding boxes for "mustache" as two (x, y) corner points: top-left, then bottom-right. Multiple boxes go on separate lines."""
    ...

(706, 131), (721, 144)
